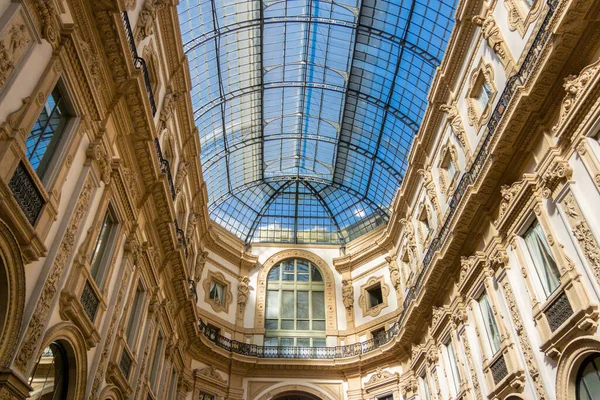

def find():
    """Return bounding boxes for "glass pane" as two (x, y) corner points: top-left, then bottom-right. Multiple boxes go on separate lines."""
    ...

(297, 338), (310, 347)
(478, 292), (501, 354)
(578, 356), (600, 400)
(311, 266), (323, 281)
(90, 210), (115, 284)
(312, 291), (325, 319)
(265, 319), (278, 330)
(297, 260), (309, 273)
(282, 291), (294, 318)
(267, 266), (280, 281)
(297, 291), (309, 318)
(313, 338), (326, 347)
(266, 290), (279, 319)
(281, 338), (294, 346)
(264, 337), (278, 346)
(313, 320), (325, 331)
(297, 320), (309, 330)
(523, 220), (561, 298)
(281, 320), (294, 330)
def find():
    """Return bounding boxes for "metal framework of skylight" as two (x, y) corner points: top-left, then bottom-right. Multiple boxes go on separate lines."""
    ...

(178, 0), (457, 245)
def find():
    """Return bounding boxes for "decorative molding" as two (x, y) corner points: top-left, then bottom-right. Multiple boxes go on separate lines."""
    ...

(255, 249), (337, 334)
(202, 270), (232, 314)
(540, 159), (572, 199)
(358, 275), (390, 318)
(197, 366), (227, 385)
(466, 59), (497, 131)
(472, 13), (514, 71)
(440, 103), (471, 156)
(504, 0), (543, 36)
(364, 367), (399, 391)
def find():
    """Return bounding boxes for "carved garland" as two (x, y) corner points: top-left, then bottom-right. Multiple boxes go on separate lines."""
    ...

(254, 249), (337, 334)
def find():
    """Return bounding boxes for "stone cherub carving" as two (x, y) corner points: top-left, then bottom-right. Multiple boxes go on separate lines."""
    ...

(342, 279), (354, 310)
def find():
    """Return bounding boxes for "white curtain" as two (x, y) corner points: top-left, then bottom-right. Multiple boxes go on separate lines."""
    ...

(210, 282), (224, 304)
(479, 293), (501, 354)
(524, 221), (561, 298)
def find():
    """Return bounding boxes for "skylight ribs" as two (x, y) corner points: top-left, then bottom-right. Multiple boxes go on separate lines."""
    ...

(178, 0), (457, 244)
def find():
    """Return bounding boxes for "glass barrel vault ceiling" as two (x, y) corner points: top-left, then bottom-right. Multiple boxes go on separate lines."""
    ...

(178, 0), (457, 245)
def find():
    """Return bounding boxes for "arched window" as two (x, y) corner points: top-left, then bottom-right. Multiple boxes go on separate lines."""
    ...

(577, 354), (600, 400)
(28, 341), (69, 399)
(265, 258), (325, 347)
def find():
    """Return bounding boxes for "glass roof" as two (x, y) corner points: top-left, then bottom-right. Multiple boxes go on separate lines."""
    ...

(178, 0), (457, 245)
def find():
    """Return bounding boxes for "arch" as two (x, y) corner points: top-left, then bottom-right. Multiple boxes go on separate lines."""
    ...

(34, 322), (88, 400)
(0, 218), (25, 368)
(254, 250), (337, 334)
(254, 383), (336, 400)
(98, 384), (124, 400)
(556, 336), (600, 400)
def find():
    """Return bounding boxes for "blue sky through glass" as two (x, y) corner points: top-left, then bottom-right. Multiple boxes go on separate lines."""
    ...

(178, 0), (457, 245)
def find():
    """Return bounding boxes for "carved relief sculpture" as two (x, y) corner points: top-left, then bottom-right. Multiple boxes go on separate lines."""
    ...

(386, 255), (401, 293)
(186, 212), (199, 242)
(342, 279), (354, 311)
(440, 103), (470, 155)
(174, 159), (190, 195)
(194, 251), (208, 284)
(418, 168), (441, 218)
(0, 13), (32, 92)
(472, 14), (514, 71)
(237, 276), (251, 311)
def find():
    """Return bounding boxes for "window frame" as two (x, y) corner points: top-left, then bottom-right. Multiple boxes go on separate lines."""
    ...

(476, 290), (502, 356)
(443, 338), (462, 396)
(89, 206), (120, 288)
(203, 270), (233, 313)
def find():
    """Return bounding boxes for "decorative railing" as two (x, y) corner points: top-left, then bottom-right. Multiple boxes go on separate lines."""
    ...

(199, 319), (400, 359)
(490, 354), (509, 384)
(545, 291), (573, 332)
(9, 162), (45, 226)
(174, 219), (189, 259)
(81, 280), (100, 322)
(121, 11), (157, 115)
(196, 0), (560, 359)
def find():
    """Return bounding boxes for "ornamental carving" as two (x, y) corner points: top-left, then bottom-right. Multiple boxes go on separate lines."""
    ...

(440, 103), (469, 154)
(174, 159), (190, 195)
(541, 159), (572, 199)
(496, 180), (523, 224)
(461, 330), (483, 400)
(78, 38), (101, 88)
(501, 280), (549, 399)
(561, 192), (600, 282)
(197, 366), (227, 385)
(342, 279), (354, 311)
(459, 255), (478, 285)
(135, 0), (165, 42)
(418, 168), (441, 215)
(15, 177), (95, 373)
(365, 367), (399, 387)
(472, 14), (513, 70)
(194, 251), (208, 284)
(504, 0), (543, 36)
(0, 12), (32, 92)
(438, 143), (459, 196)
(466, 60), (497, 130)
(386, 255), (401, 292)
(186, 212), (199, 241)
(255, 250), (337, 334)
(358, 275), (390, 318)
(159, 89), (180, 130)
(431, 306), (446, 328)
(552, 57), (600, 136)
(203, 271), (232, 314)
(237, 276), (251, 311)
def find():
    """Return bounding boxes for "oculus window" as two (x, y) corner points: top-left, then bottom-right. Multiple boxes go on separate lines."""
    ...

(265, 258), (325, 347)
(177, 0), (458, 245)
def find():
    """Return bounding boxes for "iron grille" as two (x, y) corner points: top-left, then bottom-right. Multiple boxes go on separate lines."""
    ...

(81, 280), (100, 322)
(119, 350), (133, 379)
(9, 162), (44, 226)
(490, 354), (509, 384)
(545, 291), (574, 332)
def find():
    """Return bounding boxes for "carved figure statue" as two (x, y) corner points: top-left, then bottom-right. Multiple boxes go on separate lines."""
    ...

(186, 212), (199, 241)
(386, 256), (401, 291)
(174, 160), (190, 194)
(473, 15), (507, 61)
(237, 276), (251, 310)
(136, 1), (157, 41)
(440, 103), (468, 149)
(159, 90), (179, 129)
(342, 279), (354, 310)
(194, 251), (208, 284)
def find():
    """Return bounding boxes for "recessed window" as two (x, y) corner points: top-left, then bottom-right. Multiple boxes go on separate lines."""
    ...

(209, 281), (225, 305)
(367, 284), (384, 309)
(377, 394), (394, 400)
(149, 332), (164, 392)
(26, 85), (72, 179)
(89, 207), (117, 286)
(372, 327), (386, 346)
(444, 340), (461, 395)
(28, 342), (69, 399)
(522, 219), (561, 298)
(443, 153), (457, 183)
(420, 374), (431, 400)
(478, 291), (501, 354)
(125, 282), (145, 349)
(265, 259), (326, 348)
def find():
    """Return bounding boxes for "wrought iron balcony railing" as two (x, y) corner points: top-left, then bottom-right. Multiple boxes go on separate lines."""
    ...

(153, 138), (176, 200)
(9, 162), (45, 226)
(197, 0), (559, 359)
(121, 11), (157, 116)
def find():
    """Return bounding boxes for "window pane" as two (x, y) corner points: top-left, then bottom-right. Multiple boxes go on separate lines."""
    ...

(523, 220), (561, 297)
(264, 337), (278, 346)
(282, 291), (294, 318)
(297, 338), (310, 347)
(281, 338), (294, 346)
(266, 290), (279, 319)
(478, 292), (501, 354)
(268, 266), (280, 281)
(126, 284), (144, 348)
(26, 86), (69, 177)
(297, 320), (309, 330)
(265, 319), (278, 329)
(311, 265), (323, 281)
(90, 210), (115, 284)
(313, 338), (326, 347)
(297, 291), (309, 318)
(281, 320), (294, 330)
(312, 320), (325, 331)
(312, 291), (325, 319)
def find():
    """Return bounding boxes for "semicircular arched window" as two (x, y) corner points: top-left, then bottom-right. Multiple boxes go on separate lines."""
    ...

(265, 258), (326, 348)
(577, 353), (600, 400)
(28, 341), (69, 399)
